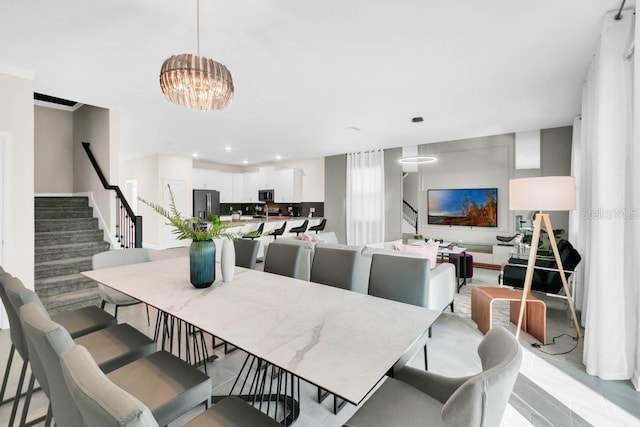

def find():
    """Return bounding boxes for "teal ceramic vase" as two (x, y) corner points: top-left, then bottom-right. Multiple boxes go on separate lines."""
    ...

(190, 240), (216, 288)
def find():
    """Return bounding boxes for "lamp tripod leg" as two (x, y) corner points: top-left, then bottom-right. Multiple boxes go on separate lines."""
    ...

(543, 215), (583, 342)
(516, 214), (542, 340)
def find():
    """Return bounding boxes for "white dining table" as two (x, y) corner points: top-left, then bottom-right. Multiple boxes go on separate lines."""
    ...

(82, 255), (439, 407)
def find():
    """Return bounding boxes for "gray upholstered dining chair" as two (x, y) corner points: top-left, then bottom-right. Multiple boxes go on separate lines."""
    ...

(61, 345), (282, 427)
(310, 246), (360, 412)
(21, 301), (212, 427)
(7, 282), (156, 426)
(93, 248), (152, 324)
(310, 246), (359, 291)
(263, 242), (303, 279)
(368, 253), (431, 369)
(234, 238), (260, 269)
(0, 271), (116, 411)
(343, 326), (522, 427)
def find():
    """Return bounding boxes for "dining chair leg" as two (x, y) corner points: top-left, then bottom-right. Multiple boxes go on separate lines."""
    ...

(8, 359), (28, 427)
(0, 344), (15, 405)
(100, 300), (106, 310)
(428, 326), (432, 338)
(19, 373), (36, 427)
(114, 304), (119, 320)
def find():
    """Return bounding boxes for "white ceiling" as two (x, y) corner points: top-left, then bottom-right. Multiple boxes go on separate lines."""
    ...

(0, 0), (632, 165)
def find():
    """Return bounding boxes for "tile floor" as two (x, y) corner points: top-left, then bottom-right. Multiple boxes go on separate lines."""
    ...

(1, 268), (639, 426)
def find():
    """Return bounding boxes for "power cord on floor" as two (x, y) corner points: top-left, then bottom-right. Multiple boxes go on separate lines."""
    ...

(531, 333), (579, 355)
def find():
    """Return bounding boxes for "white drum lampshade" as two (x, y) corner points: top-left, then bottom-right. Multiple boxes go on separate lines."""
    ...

(509, 176), (576, 211)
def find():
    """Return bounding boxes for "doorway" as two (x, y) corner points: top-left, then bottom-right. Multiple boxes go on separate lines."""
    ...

(124, 179), (138, 214)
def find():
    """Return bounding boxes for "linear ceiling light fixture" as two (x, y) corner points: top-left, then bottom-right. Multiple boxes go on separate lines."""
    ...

(159, 0), (233, 111)
(399, 156), (437, 164)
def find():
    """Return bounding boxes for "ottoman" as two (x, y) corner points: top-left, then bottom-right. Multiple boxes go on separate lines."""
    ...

(448, 253), (473, 279)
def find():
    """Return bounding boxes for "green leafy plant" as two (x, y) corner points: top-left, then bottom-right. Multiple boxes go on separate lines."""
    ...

(139, 185), (239, 241)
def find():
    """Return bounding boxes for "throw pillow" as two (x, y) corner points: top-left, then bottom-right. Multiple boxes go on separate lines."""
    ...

(300, 233), (312, 241)
(311, 234), (326, 243)
(393, 242), (439, 269)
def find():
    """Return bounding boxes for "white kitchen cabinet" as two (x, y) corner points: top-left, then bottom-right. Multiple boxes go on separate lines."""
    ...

(219, 172), (233, 202)
(192, 168), (212, 189)
(232, 173), (244, 202)
(258, 167), (276, 190)
(243, 172), (260, 202)
(274, 168), (301, 202)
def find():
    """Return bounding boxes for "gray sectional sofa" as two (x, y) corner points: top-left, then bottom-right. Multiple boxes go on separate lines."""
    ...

(264, 233), (456, 314)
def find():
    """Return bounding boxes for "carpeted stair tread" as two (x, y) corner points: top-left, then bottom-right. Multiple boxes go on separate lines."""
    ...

(36, 272), (97, 287)
(35, 256), (94, 280)
(40, 289), (101, 314)
(35, 196), (89, 207)
(35, 207), (94, 219)
(35, 217), (99, 232)
(36, 241), (110, 263)
(36, 241), (109, 253)
(35, 229), (104, 246)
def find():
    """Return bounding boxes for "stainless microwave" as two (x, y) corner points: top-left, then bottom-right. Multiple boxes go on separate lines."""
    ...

(258, 189), (274, 202)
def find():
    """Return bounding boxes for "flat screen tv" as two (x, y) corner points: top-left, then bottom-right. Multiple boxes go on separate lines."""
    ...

(427, 188), (498, 227)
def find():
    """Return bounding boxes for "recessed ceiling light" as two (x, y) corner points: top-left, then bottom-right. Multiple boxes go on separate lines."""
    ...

(242, 160), (248, 165)
(192, 153), (199, 158)
(399, 156), (436, 164)
(224, 146), (232, 152)
(275, 155), (282, 160)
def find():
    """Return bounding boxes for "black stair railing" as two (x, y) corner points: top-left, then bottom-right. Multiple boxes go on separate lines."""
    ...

(402, 200), (419, 235)
(82, 142), (142, 248)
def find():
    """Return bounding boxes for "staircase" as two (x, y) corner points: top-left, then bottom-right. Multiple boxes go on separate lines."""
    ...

(35, 196), (110, 313)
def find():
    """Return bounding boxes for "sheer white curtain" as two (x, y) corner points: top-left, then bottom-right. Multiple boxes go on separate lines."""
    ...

(346, 150), (385, 245)
(571, 10), (640, 387)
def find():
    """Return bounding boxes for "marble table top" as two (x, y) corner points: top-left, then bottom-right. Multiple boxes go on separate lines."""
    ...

(82, 256), (438, 405)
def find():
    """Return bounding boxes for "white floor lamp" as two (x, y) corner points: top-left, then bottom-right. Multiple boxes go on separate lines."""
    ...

(509, 176), (582, 342)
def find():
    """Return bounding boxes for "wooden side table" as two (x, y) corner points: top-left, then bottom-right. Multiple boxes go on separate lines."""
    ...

(471, 286), (546, 344)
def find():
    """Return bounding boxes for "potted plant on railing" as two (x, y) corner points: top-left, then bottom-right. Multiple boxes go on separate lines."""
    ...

(139, 186), (239, 288)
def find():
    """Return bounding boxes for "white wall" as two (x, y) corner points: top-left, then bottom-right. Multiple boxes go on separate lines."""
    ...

(73, 105), (119, 235)
(0, 72), (35, 288)
(35, 106), (74, 193)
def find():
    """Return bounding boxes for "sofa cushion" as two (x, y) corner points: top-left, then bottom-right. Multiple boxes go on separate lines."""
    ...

(393, 242), (439, 269)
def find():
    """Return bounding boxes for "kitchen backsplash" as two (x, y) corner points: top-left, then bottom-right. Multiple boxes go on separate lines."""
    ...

(220, 202), (324, 218)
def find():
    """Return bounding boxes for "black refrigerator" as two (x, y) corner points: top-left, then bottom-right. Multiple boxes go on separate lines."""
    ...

(192, 189), (220, 220)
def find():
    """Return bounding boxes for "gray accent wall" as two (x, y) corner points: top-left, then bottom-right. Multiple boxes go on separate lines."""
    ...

(542, 126), (573, 235)
(384, 147), (402, 242)
(416, 126), (572, 245)
(419, 134), (514, 245)
(324, 154), (347, 244)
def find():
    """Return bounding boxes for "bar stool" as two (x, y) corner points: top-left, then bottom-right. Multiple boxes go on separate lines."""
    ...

(243, 222), (264, 240)
(307, 218), (326, 234)
(270, 221), (287, 240)
(289, 219), (309, 236)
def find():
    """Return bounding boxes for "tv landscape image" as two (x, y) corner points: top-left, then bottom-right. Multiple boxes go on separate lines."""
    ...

(428, 188), (498, 227)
